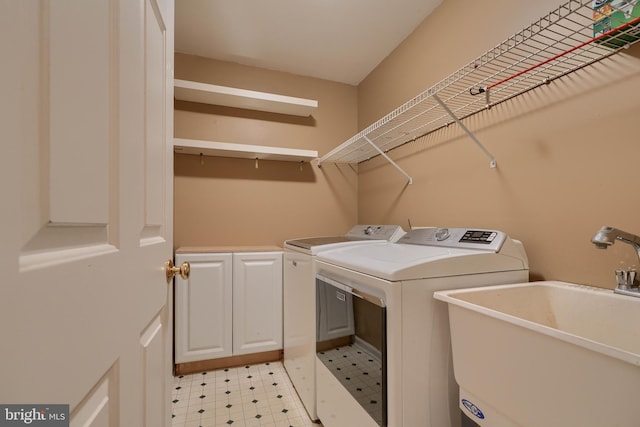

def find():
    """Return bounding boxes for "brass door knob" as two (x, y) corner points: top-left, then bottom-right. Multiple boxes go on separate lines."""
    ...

(166, 259), (190, 283)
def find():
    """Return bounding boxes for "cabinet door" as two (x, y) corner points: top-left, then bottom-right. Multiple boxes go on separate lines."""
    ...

(233, 252), (283, 355)
(175, 253), (233, 363)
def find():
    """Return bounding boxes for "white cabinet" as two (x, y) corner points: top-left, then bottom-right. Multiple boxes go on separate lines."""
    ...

(174, 250), (283, 364)
(174, 252), (233, 363)
(232, 252), (283, 355)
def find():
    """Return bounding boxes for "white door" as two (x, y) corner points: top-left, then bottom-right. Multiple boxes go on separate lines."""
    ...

(0, 0), (174, 425)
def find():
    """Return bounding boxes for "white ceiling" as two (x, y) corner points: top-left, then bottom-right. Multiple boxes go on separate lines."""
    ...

(175, 0), (443, 86)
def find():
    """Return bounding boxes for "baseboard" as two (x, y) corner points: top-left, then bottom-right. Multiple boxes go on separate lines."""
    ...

(174, 349), (284, 376)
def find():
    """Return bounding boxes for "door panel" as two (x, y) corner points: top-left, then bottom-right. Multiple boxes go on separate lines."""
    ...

(69, 366), (118, 427)
(1, 1), (174, 425)
(144, 0), (166, 236)
(141, 314), (167, 427)
(20, 0), (116, 271)
(48, 0), (112, 225)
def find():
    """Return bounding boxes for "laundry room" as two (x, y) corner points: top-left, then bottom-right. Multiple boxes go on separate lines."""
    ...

(174, 0), (640, 288)
(9, 1), (640, 426)
(171, 0), (640, 426)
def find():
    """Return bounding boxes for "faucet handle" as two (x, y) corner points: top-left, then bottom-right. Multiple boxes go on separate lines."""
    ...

(615, 269), (637, 289)
(627, 270), (637, 287)
(615, 269), (629, 290)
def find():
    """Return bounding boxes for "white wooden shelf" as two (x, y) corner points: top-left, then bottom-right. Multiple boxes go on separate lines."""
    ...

(317, 0), (640, 182)
(174, 138), (318, 162)
(174, 79), (318, 117)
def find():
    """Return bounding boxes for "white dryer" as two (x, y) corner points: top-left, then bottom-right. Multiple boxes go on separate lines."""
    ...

(283, 225), (405, 420)
(314, 227), (529, 427)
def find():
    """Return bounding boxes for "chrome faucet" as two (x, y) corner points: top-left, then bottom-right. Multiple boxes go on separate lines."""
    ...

(592, 226), (640, 297)
(592, 226), (640, 257)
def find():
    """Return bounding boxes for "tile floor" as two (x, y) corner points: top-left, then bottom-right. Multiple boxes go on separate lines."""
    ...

(171, 361), (320, 427)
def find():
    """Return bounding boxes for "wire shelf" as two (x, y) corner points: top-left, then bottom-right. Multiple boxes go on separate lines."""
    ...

(317, 0), (640, 167)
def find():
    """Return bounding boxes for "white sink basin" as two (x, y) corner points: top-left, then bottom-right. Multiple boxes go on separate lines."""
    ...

(434, 281), (640, 427)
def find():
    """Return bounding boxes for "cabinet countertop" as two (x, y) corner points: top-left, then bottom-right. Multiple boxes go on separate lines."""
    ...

(176, 246), (283, 254)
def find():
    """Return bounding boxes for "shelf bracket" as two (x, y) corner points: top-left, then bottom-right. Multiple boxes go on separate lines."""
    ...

(433, 93), (497, 168)
(363, 136), (413, 184)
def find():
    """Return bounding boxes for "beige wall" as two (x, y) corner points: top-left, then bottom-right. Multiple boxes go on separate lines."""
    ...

(357, 0), (640, 289)
(174, 54), (358, 249)
(175, 0), (640, 290)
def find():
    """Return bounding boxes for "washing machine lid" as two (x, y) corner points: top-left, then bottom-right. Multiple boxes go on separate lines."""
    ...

(284, 225), (405, 253)
(285, 235), (363, 251)
(317, 228), (528, 281)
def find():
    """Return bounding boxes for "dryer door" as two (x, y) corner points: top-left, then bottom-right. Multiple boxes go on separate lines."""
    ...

(316, 274), (387, 427)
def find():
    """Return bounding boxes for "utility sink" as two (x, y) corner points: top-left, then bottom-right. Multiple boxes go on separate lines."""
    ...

(434, 281), (640, 427)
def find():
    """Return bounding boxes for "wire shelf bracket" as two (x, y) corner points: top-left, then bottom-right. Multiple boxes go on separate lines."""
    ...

(364, 136), (413, 184)
(432, 93), (496, 168)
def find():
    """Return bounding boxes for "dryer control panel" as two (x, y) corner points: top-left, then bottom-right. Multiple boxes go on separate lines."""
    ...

(398, 227), (507, 252)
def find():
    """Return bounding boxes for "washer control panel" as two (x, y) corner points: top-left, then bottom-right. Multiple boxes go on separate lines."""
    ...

(459, 229), (498, 244)
(398, 227), (507, 252)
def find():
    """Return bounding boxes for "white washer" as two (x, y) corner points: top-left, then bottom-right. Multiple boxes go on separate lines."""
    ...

(313, 227), (529, 427)
(283, 225), (405, 420)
